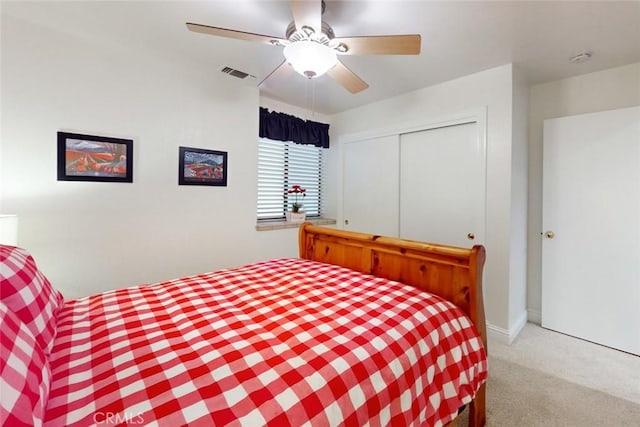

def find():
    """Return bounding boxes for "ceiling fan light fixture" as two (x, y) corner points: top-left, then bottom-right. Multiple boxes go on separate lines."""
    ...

(283, 40), (337, 78)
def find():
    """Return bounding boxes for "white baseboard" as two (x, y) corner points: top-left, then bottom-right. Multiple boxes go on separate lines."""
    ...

(487, 323), (511, 345)
(487, 311), (528, 345)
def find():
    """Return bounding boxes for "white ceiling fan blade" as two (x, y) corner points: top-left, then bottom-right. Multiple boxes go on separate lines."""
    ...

(327, 60), (369, 94)
(332, 35), (421, 55)
(259, 61), (295, 89)
(290, 0), (322, 34)
(186, 23), (287, 45)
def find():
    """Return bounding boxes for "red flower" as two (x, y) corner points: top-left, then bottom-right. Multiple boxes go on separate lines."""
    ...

(287, 185), (306, 194)
(287, 185), (306, 212)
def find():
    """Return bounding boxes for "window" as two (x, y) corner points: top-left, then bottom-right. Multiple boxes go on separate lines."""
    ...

(257, 138), (323, 221)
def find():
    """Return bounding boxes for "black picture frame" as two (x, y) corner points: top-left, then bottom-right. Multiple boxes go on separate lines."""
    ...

(179, 146), (228, 186)
(57, 132), (133, 183)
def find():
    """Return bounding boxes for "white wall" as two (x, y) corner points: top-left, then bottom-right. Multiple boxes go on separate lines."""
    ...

(509, 66), (529, 332)
(527, 62), (640, 322)
(1, 11), (306, 299)
(330, 64), (527, 340)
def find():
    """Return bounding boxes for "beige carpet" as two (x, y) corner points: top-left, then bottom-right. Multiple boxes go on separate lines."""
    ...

(457, 324), (640, 426)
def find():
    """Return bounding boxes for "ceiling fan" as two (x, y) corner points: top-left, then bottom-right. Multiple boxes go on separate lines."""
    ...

(186, 0), (421, 94)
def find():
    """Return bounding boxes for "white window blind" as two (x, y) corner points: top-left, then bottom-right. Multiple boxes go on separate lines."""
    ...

(257, 138), (322, 221)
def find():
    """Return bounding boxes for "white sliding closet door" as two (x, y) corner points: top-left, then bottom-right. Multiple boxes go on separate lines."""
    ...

(399, 122), (485, 247)
(542, 106), (640, 355)
(343, 135), (399, 237)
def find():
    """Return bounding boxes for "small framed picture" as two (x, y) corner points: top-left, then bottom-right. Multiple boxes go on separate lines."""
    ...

(57, 132), (133, 182)
(179, 146), (228, 186)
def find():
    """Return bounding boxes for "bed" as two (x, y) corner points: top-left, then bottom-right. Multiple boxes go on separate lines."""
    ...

(1, 223), (487, 427)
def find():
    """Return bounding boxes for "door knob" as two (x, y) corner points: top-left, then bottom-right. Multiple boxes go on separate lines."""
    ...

(544, 230), (555, 239)
(344, 219), (349, 225)
(467, 233), (475, 240)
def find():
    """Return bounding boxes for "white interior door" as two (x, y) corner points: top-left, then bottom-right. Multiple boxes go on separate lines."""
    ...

(542, 106), (640, 355)
(399, 122), (485, 247)
(343, 135), (399, 237)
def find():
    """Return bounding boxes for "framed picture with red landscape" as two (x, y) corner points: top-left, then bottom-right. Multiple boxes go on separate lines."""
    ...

(179, 146), (227, 186)
(57, 132), (133, 183)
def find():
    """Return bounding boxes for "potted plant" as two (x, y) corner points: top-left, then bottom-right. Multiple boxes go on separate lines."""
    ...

(286, 184), (306, 223)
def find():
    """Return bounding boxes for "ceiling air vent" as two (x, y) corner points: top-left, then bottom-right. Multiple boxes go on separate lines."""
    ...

(221, 66), (254, 80)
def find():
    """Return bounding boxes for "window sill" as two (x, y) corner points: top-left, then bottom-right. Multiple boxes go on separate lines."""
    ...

(255, 217), (336, 231)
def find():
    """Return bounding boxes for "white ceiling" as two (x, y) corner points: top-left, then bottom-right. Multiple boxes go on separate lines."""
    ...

(3, 1), (640, 115)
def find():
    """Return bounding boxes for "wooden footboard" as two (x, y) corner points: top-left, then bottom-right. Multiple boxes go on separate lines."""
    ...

(298, 223), (487, 427)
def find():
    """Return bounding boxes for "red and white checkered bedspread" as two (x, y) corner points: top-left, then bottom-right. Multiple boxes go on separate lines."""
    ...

(45, 258), (487, 427)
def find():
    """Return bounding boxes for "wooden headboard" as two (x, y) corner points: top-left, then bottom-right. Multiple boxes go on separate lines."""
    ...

(299, 223), (487, 426)
(298, 223), (486, 347)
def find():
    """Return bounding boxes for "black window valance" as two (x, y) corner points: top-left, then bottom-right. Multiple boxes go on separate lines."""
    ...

(259, 107), (330, 148)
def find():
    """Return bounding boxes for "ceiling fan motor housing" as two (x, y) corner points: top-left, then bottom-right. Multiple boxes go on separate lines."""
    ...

(285, 21), (335, 44)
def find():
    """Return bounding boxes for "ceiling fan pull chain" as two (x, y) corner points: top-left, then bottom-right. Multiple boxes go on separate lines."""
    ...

(311, 78), (316, 118)
(304, 77), (309, 116)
